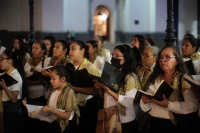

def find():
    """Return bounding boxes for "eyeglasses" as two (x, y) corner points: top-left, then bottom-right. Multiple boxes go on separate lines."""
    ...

(159, 55), (176, 61)
(0, 58), (9, 62)
(141, 54), (154, 58)
(110, 53), (123, 58)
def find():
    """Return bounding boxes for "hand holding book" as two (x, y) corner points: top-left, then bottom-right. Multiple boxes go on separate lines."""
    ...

(138, 80), (173, 101)
(152, 94), (169, 108)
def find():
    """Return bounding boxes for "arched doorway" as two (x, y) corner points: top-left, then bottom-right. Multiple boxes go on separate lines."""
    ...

(93, 5), (110, 41)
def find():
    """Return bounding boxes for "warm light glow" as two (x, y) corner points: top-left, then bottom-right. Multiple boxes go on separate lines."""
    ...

(100, 13), (108, 21)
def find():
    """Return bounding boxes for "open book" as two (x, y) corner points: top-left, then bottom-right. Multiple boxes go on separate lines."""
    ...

(26, 104), (65, 123)
(27, 66), (53, 84)
(138, 80), (174, 101)
(183, 74), (200, 88)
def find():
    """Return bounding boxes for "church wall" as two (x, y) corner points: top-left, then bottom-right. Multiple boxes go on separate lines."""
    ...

(0, 0), (198, 50)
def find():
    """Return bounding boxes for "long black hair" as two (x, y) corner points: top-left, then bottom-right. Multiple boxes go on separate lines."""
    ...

(13, 36), (29, 57)
(114, 44), (138, 82)
(132, 34), (145, 53)
(43, 34), (56, 57)
(3, 49), (28, 98)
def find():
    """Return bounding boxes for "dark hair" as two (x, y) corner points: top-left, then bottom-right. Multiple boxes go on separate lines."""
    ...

(94, 36), (104, 44)
(132, 34), (145, 53)
(56, 40), (69, 55)
(114, 44), (138, 82)
(183, 34), (195, 39)
(71, 40), (89, 59)
(3, 49), (27, 98)
(146, 46), (188, 86)
(183, 37), (199, 52)
(50, 63), (75, 83)
(33, 40), (47, 56)
(43, 34), (56, 57)
(86, 40), (98, 49)
(146, 38), (155, 46)
(13, 36), (29, 57)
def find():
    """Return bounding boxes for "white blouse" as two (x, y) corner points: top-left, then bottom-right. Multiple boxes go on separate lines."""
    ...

(2, 69), (22, 101)
(140, 78), (199, 119)
(104, 74), (138, 123)
(24, 57), (51, 98)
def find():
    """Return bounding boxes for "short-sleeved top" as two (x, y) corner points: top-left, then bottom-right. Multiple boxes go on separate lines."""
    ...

(24, 57), (51, 98)
(2, 69), (22, 101)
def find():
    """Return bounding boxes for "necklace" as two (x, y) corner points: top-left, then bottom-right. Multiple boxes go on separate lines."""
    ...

(6, 67), (15, 74)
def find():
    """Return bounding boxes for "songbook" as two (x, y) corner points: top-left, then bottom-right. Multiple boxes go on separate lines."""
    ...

(25, 104), (65, 123)
(185, 60), (196, 75)
(26, 66), (53, 84)
(70, 68), (94, 87)
(88, 61), (123, 93)
(183, 74), (200, 88)
(138, 80), (174, 101)
(0, 73), (18, 88)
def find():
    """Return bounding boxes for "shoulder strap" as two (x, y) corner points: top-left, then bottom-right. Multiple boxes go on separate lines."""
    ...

(178, 73), (184, 101)
(42, 57), (46, 68)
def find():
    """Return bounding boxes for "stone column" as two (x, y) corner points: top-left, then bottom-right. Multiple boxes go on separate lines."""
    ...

(163, 0), (177, 46)
(27, 0), (35, 54)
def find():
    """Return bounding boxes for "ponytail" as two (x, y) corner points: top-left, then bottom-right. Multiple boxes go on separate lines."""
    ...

(3, 49), (28, 98)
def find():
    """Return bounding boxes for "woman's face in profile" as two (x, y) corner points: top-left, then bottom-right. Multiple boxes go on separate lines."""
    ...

(53, 42), (66, 58)
(131, 37), (140, 49)
(181, 39), (196, 58)
(94, 37), (102, 51)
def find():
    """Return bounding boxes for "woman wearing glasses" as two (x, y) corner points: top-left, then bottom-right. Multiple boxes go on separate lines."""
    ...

(138, 46), (159, 89)
(0, 49), (26, 133)
(94, 44), (141, 133)
(140, 46), (199, 132)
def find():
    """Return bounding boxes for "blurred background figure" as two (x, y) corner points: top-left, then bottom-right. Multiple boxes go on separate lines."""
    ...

(145, 38), (155, 46)
(94, 35), (111, 64)
(131, 34), (146, 68)
(86, 40), (104, 72)
(12, 36), (30, 66)
(0, 39), (6, 55)
(43, 34), (56, 57)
